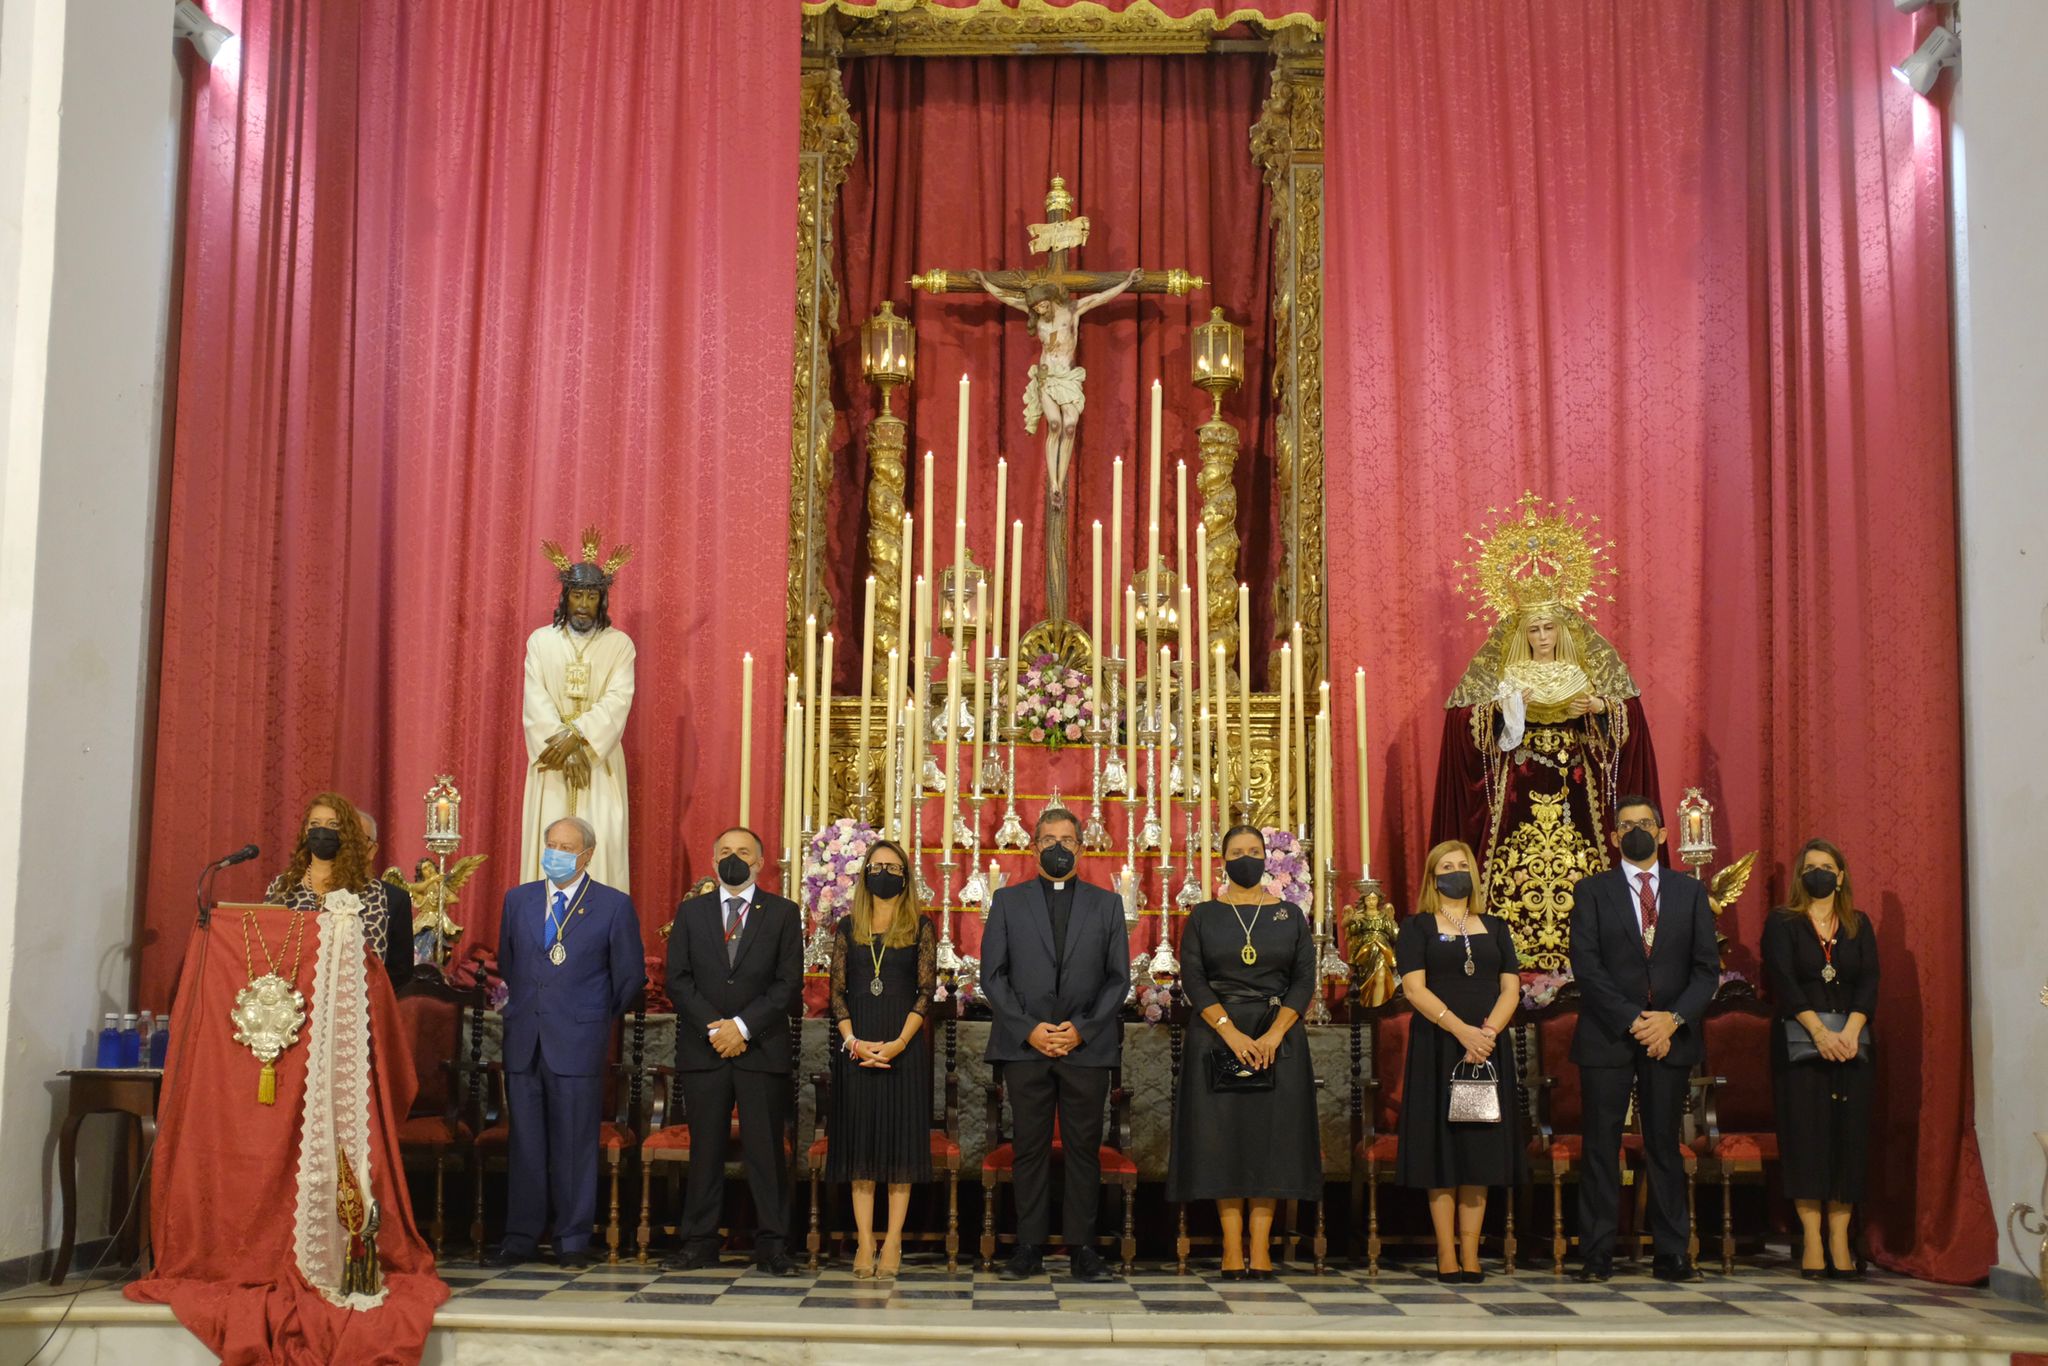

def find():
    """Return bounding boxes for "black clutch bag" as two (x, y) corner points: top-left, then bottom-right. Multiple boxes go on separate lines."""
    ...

(1206, 997), (1280, 1092)
(1784, 1011), (1869, 1063)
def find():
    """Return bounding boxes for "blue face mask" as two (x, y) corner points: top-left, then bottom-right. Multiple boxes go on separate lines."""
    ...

(541, 848), (581, 885)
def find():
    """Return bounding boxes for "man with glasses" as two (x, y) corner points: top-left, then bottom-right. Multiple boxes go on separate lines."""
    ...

(1568, 795), (1719, 1283)
(979, 807), (1130, 1281)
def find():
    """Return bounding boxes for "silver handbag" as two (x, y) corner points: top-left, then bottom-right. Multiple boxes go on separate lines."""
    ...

(1448, 1061), (1502, 1124)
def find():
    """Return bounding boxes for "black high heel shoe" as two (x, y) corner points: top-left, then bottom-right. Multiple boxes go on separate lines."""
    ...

(1825, 1249), (1866, 1281)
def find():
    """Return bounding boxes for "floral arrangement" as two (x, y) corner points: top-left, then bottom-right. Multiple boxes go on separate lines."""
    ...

(1013, 652), (1100, 748)
(447, 944), (508, 1011)
(1138, 982), (1173, 1024)
(641, 956), (674, 1014)
(802, 817), (878, 926)
(1214, 827), (1313, 908)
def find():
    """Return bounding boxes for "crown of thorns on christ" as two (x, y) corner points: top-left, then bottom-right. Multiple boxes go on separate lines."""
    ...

(1452, 491), (1617, 624)
(540, 526), (635, 589)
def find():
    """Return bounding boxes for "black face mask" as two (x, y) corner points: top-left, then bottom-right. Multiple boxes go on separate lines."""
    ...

(305, 828), (342, 861)
(864, 868), (907, 901)
(1224, 855), (1266, 889)
(717, 853), (753, 887)
(1038, 843), (1076, 880)
(1619, 827), (1658, 863)
(1435, 871), (1474, 901)
(1799, 867), (1839, 899)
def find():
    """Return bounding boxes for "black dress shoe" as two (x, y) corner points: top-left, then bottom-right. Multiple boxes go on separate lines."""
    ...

(555, 1247), (599, 1270)
(997, 1249), (1044, 1280)
(1573, 1258), (1614, 1283)
(1069, 1247), (1117, 1282)
(481, 1244), (537, 1268)
(754, 1251), (799, 1277)
(663, 1245), (721, 1272)
(1652, 1255), (1704, 1283)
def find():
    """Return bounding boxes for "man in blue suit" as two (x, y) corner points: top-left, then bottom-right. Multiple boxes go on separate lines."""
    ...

(491, 815), (644, 1267)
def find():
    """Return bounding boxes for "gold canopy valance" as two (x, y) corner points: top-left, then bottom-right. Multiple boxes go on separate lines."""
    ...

(801, 0), (1324, 56)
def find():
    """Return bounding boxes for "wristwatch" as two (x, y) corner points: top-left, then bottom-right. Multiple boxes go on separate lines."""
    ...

(1670, 1013), (1687, 1029)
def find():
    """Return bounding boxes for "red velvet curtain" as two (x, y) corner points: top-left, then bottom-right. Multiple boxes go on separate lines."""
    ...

(139, 0), (799, 1007)
(1324, 1), (1991, 1279)
(826, 53), (1279, 675)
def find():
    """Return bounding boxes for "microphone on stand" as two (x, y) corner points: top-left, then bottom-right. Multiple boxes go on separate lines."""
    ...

(195, 843), (260, 925)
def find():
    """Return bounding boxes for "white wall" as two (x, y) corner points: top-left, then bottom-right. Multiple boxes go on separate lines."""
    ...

(1953, 1), (2048, 1304)
(0, 0), (178, 1265)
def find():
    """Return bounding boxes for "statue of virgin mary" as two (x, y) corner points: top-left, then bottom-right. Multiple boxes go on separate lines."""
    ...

(1429, 494), (1663, 971)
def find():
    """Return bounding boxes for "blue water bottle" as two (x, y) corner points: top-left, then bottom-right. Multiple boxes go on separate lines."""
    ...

(118, 1012), (141, 1068)
(95, 1013), (121, 1068)
(150, 1013), (170, 1068)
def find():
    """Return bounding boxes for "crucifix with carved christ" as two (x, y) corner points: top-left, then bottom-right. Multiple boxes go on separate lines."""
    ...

(911, 175), (1203, 632)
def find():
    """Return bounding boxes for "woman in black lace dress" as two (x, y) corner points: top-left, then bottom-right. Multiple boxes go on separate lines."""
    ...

(826, 838), (936, 1279)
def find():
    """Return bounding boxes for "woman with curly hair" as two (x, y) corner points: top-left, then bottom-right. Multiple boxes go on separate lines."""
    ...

(265, 791), (406, 977)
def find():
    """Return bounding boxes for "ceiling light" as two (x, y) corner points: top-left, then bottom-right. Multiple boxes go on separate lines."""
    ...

(1892, 25), (1959, 96)
(173, 1), (236, 66)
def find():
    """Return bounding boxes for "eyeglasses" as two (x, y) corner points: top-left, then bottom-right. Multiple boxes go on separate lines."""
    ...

(1037, 835), (1081, 851)
(867, 862), (906, 875)
(1616, 819), (1659, 834)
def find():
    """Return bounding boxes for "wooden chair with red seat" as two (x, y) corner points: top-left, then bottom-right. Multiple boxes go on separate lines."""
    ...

(804, 991), (963, 1271)
(978, 1065), (1137, 1273)
(635, 1014), (802, 1262)
(598, 1010), (654, 1262)
(393, 970), (488, 1258)
(1692, 996), (1777, 1272)
(1346, 1001), (1408, 1275)
(1525, 1005), (1584, 1274)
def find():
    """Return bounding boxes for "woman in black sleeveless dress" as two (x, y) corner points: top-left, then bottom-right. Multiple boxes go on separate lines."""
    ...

(1394, 838), (1524, 1282)
(826, 838), (936, 1279)
(1166, 826), (1321, 1279)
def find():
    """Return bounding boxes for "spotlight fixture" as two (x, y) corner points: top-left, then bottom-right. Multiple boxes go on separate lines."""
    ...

(1892, 24), (1959, 95)
(173, 1), (236, 65)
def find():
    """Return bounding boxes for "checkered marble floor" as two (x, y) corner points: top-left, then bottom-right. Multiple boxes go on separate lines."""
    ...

(438, 1250), (2048, 1331)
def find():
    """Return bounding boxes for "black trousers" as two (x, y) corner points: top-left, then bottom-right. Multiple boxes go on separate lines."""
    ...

(1003, 1057), (1111, 1252)
(1576, 1053), (1692, 1260)
(679, 1066), (792, 1255)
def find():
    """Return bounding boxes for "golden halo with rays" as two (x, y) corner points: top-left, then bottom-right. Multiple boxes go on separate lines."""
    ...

(1452, 491), (1618, 624)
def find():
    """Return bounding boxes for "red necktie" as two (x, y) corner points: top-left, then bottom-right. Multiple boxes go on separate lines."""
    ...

(1636, 871), (1658, 956)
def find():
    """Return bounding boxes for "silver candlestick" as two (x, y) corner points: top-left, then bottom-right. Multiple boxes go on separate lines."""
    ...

(935, 855), (960, 982)
(1177, 814), (1202, 907)
(960, 800), (988, 904)
(1138, 741), (1162, 852)
(994, 740), (1029, 849)
(1082, 744), (1111, 850)
(911, 800), (935, 904)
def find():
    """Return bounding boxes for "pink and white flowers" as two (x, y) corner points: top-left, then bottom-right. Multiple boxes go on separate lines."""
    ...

(1013, 651), (1103, 748)
(801, 818), (878, 926)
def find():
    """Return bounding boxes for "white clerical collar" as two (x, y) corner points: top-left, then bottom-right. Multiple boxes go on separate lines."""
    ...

(1048, 880), (1067, 891)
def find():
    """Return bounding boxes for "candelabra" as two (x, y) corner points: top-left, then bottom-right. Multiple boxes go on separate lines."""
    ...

(1100, 657), (1129, 795)
(1138, 740), (1163, 852)
(1176, 814), (1202, 907)
(411, 775), (468, 968)
(935, 855), (961, 983)
(1676, 786), (1716, 876)
(1149, 856), (1181, 982)
(910, 799), (935, 904)
(1082, 744), (1112, 850)
(994, 745), (1029, 849)
(960, 797), (988, 905)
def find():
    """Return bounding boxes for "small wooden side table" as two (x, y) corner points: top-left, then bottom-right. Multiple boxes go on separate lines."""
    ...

(51, 1067), (163, 1286)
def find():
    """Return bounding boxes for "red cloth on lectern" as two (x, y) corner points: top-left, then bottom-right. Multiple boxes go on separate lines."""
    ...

(126, 908), (446, 1365)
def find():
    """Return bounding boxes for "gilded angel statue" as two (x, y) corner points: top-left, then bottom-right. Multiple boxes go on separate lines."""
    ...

(384, 854), (488, 967)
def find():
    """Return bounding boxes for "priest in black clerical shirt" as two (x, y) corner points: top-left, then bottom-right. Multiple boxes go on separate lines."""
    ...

(979, 806), (1130, 1281)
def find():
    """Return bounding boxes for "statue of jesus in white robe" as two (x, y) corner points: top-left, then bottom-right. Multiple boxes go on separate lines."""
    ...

(519, 622), (636, 890)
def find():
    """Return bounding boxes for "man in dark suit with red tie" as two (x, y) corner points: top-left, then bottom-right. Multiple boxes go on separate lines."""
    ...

(664, 827), (803, 1274)
(492, 815), (645, 1267)
(1568, 794), (1719, 1283)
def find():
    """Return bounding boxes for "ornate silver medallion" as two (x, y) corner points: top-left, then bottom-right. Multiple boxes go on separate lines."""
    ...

(549, 942), (567, 966)
(869, 978), (884, 997)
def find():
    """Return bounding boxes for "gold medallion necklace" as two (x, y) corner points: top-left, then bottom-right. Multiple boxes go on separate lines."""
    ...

(1228, 901), (1264, 965)
(233, 903), (309, 1104)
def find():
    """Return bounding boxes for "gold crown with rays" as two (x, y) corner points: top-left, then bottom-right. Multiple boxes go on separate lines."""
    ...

(1453, 491), (1617, 623)
(540, 525), (635, 588)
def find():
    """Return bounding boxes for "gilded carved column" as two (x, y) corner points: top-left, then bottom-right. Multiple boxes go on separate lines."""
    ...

(788, 24), (859, 674)
(1249, 30), (1326, 686)
(1197, 416), (1241, 667)
(865, 410), (907, 686)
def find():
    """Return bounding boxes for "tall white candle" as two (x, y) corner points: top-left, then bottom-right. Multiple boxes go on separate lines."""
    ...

(740, 651), (755, 826)
(1197, 700), (1213, 892)
(1354, 666), (1371, 876)
(971, 578), (989, 797)
(1090, 520), (1104, 720)
(897, 510), (914, 686)
(816, 632), (835, 827)
(782, 673), (799, 863)
(921, 451), (935, 601)
(1175, 459), (1188, 583)
(952, 518), (968, 654)
(1008, 519), (1024, 725)
(1290, 621), (1307, 836)
(801, 613), (818, 832)
(912, 576), (928, 809)
(991, 457), (1007, 676)
(1315, 706), (1331, 934)
(1110, 456), (1124, 653)
(1125, 586), (1139, 796)
(1194, 522), (1210, 717)
(882, 648), (901, 837)
(941, 652), (961, 858)
(956, 373), (970, 531)
(1277, 642), (1291, 830)
(858, 577), (877, 807)
(1236, 584), (1251, 810)
(1160, 645), (1174, 868)
(1212, 644), (1229, 823)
